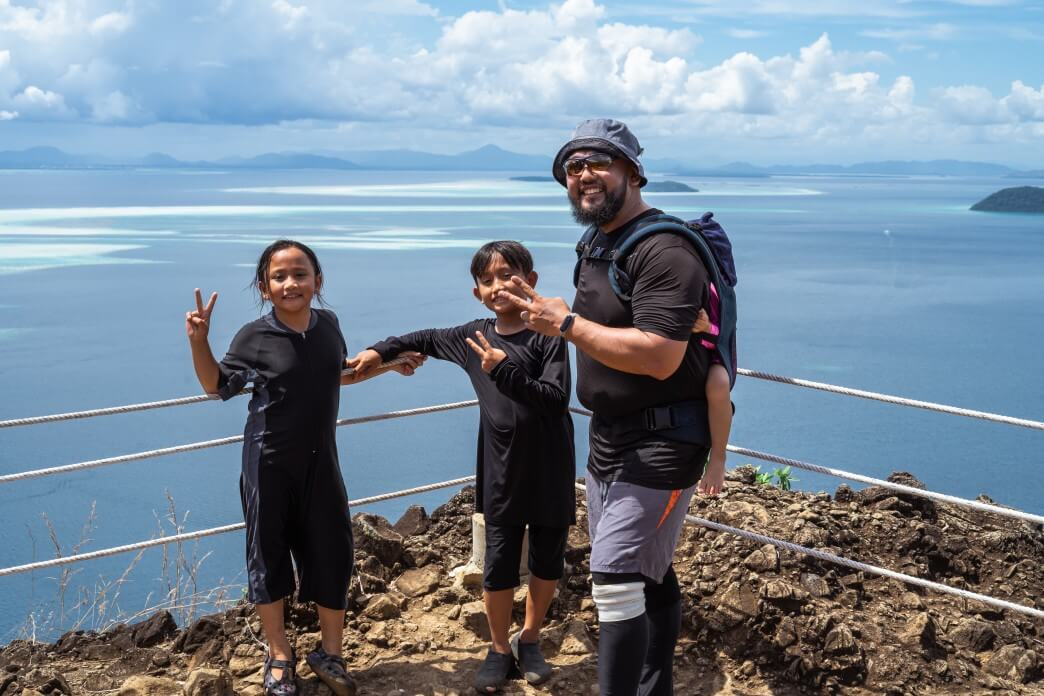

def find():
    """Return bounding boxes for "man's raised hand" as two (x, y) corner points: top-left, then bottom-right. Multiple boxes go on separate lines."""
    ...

(500, 276), (571, 337)
(465, 331), (508, 373)
(186, 288), (218, 342)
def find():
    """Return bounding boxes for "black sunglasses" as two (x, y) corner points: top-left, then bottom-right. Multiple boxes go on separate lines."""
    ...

(563, 153), (615, 177)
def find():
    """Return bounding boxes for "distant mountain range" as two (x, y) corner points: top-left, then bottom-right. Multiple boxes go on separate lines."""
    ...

(0, 145), (1041, 178)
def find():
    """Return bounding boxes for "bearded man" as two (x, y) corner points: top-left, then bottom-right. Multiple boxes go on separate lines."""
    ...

(502, 118), (723, 695)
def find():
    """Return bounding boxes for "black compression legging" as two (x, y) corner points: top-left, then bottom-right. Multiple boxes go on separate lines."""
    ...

(593, 566), (682, 696)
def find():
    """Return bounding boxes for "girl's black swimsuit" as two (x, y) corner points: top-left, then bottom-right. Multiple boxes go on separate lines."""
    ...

(218, 309), (353, 609)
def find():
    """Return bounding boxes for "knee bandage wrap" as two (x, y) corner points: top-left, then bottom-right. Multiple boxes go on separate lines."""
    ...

(591, 581), (646, 622)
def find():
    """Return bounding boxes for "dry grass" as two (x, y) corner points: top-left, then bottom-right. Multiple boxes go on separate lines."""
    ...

(17, 493), (243, 643)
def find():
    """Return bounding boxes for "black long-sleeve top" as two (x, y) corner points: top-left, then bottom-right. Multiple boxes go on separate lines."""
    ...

(370, 318), (575, 527)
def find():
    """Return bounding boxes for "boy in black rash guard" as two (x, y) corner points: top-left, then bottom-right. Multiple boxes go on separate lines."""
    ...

(351, 241), (575, 694)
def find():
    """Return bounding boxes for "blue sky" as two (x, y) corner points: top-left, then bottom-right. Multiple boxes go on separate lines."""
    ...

(0, 0), (1042, 166)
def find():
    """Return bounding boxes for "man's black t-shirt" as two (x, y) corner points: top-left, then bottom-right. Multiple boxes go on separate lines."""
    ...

(573, 209), (711, 490)
(370, 319), (575, 527)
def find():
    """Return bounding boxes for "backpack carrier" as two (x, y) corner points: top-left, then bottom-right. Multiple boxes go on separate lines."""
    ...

(573, 212), (738, 444)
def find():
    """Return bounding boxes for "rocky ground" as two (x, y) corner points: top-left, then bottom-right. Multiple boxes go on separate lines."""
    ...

(2, 468), (1043, 695)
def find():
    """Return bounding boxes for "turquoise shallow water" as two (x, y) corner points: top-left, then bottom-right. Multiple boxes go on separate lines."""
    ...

(1, 169), (1042, 640)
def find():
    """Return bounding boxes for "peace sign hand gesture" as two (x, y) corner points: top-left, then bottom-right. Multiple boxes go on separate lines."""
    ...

(465, 331), (508, 373)
(500, 276), (570, 337)
(186, 288), (218, 343)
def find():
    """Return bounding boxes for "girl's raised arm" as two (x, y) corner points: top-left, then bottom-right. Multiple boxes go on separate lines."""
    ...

(186, 288), (221, 394)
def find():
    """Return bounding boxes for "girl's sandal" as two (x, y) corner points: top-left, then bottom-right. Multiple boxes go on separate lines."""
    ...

(306, 646), (357, 696)
(263, 649), (298, 696)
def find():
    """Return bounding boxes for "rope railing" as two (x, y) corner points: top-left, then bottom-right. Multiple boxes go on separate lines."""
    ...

(0, 400), (479, 485)
(571, 482), (1044, 620)
(565, 407), (1044, 527)
(728, 446), (1044, 527)
(737, 368), (1044, 431)
(3, 367), (1040, 430)
(4, 404), (1040, 529)
(0, 476), (476, 578)
(0, 358), (416, 429)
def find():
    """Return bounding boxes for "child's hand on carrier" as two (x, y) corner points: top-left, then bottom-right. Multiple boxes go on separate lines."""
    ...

(692, 308), (710, 335)
(186, 288), (218, 342)
(465, 331), (508, 373)
(698, 458), (725, 496)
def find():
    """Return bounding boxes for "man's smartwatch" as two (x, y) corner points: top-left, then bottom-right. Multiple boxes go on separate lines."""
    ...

(559, 313), (577, 335)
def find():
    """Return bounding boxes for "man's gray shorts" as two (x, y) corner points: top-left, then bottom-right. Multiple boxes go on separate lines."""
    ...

(586, 472), (696, 583)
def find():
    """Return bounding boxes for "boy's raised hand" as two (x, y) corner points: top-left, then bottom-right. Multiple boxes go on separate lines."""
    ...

(186, 288), (218, 342)
(465, 331), (507, 373)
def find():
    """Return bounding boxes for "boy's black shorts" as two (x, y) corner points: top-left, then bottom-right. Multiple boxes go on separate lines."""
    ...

(484, 521), (569, 591)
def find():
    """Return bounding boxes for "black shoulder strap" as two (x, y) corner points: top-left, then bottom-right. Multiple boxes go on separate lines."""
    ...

(610, 214), (717, 301)
(572, 224), (599, 288)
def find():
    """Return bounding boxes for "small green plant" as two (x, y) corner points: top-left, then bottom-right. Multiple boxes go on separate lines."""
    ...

(772, 466), (798, 491)
(750, 464), (798, 490)
(752, 465), (774, 486)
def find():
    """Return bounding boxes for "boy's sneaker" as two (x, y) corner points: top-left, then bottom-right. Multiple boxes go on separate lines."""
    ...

(305, 647), (357, 696)
(510, 633), (552, 685)
(473, 649), (515, 693)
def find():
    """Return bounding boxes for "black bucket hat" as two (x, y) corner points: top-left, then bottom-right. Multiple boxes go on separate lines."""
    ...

(552, 118), (647, 188)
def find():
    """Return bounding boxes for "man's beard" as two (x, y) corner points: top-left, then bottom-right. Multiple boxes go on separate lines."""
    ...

(570, 183), (626, 226)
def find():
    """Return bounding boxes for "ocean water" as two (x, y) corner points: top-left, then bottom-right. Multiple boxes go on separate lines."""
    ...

(1, 168), (1042, 640)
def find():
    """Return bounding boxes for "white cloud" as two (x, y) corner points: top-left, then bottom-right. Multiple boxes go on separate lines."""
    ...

(727, 28), (768, 39)
(0, 48), (17, 93)
(89, 89), (147, 122)
(271, 0), (308, 30)
(11, 85), (76, 119)
(1002, 81), (1044, 121)
(0, 109), (16, 119)
(597, 23), (699, 61)
(356, 0), (436, 16)
(90, 11), (132, 35)
(862, 23), (957, 41)
(934, 85), (1009, 124)
(0, 0), (1039, 158)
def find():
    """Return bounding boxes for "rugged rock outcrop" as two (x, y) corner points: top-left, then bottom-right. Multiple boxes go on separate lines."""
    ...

(2, 470), (1042, 695)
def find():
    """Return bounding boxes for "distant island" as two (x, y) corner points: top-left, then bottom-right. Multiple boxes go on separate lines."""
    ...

(0, 146), (1037, 178)
(644, 180), (698, 192)
(970, 186), (1044, 213)
(510, 176), (697, 192)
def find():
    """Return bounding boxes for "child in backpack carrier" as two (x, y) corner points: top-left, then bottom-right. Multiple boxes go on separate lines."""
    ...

(691, 212), (737, 496)
(694, 295), (731, 493)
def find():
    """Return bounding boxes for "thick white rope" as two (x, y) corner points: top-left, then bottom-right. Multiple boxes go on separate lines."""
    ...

(0, 359), (415, 429)
(737, 368), (1044, 431)
(572, 482), (1044, 620)
(0, 400), (479, 485)
(0, 476), (476, 578)
(728, 445), (1044, 526)
(3, 366), (1040, 431)
(566, 407), (1044, 526)
(0, 393), (222, 428)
